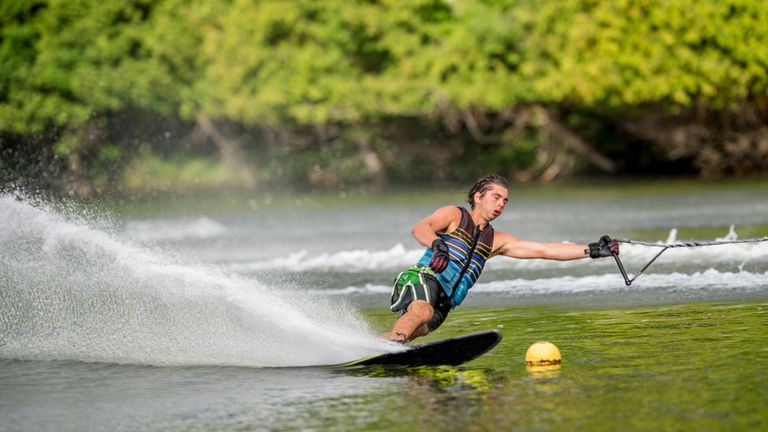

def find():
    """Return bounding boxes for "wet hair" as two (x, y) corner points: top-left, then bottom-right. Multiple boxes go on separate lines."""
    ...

(466, 174), (509, 209)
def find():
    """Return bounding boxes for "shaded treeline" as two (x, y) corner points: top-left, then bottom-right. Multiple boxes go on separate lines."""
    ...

(1, 0), (767, 196)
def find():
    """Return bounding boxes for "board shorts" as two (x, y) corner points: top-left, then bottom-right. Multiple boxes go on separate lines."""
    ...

(390, 265), (452, 332)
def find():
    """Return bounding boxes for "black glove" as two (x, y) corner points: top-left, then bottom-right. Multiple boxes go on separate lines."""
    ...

(587, 235), (619, 258)
(428, 238), (450, 273)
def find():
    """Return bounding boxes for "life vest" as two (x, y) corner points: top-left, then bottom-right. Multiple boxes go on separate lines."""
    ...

(417, 207), (494, 307)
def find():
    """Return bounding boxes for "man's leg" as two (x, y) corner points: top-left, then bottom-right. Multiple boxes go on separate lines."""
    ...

(387, 300), (434, 342)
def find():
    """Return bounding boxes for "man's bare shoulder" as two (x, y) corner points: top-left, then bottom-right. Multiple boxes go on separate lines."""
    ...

(421, 205), (462, 234)
(432, 205), (462, 217)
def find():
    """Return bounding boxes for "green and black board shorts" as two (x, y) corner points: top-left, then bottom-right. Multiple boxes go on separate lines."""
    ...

(390, 266), (451, 331)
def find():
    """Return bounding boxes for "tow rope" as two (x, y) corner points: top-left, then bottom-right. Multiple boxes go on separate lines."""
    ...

(609, 237), (768, 286)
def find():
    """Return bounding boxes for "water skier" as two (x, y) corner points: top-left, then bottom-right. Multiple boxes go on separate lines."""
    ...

(387, 174), (619, 342)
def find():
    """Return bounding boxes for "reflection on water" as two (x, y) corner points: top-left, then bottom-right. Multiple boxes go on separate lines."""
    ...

(526, 364), (562, 378)
(339, 365), (496, 393)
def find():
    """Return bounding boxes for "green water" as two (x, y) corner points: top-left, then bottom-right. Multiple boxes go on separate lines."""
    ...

(319, 301), (768, 431)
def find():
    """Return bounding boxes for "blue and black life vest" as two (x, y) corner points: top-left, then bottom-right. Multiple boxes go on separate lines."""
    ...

(417, 207), (494, 307)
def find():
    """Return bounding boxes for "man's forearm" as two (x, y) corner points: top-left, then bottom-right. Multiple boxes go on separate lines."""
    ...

(544, 242), (590, 260)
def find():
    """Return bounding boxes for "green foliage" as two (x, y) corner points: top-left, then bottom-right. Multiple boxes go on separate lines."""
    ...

(197, 0), (532, 123)
(4, 0), (767, 128)
(0, 1), (48, 132)
(0, 0), (161, 132)
(520, 0), (768, 109)
(141, 0), (227, 117)
(2, 0), (768, 193)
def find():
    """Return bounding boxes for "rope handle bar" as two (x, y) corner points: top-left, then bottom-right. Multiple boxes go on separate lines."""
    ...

(609, 237), (768, 286)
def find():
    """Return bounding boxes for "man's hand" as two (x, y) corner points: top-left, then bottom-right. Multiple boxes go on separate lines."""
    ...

(586, 235), (619, 258)
(429, 239), (450, 272)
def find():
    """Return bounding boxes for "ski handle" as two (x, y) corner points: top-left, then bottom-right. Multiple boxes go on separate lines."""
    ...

(608, 235), (768, 286)
(610, 247), (668, 286)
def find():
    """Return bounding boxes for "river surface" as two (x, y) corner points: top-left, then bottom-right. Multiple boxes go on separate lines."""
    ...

(1, 182), (767, 431)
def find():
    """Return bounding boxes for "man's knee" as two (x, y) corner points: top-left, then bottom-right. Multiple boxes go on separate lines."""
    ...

(407, 300), (434, 321)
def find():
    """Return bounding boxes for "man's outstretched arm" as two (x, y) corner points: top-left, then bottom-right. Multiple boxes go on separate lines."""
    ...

(494, 232), (619, 261)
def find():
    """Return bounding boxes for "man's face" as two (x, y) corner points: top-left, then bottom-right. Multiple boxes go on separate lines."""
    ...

(475, 183), (509, 221)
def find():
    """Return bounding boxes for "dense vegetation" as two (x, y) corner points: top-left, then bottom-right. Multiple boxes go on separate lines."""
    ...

(2, 0), (767, 196)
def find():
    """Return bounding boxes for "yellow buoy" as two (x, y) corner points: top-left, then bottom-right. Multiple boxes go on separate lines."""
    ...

(525, 341), (562, 366)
